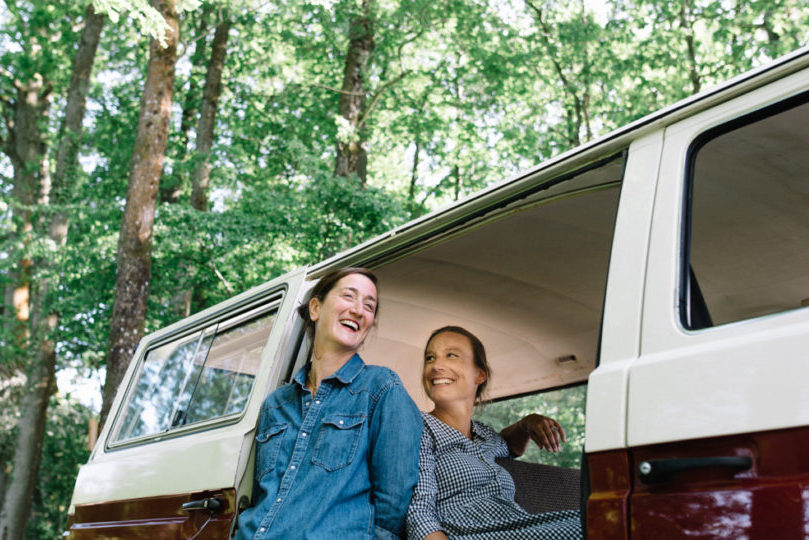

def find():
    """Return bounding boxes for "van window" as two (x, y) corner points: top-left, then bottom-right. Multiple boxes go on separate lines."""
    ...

(472, 385), (586, 468)
(110, 305), (277, 445)
(684, 95), (809, 329)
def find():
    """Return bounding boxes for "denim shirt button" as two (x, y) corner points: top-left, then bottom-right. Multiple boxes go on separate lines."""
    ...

(290, 465), (295, 470)
(305, 401), (310, 407)
(315, 400), (321, 404)
(276, 498), (281, 502)
(259, 527), (266, 533)
(301, 432), (307, 437)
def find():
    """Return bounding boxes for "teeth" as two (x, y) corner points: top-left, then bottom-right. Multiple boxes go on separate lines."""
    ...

(340, 319), (359, 331)
(432, 378), (453, 385)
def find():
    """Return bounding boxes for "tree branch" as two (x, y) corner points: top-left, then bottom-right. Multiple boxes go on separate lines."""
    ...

(312, 83), (364, 96)
(211, 260), (234, 294)
(358, 69), (411, 129)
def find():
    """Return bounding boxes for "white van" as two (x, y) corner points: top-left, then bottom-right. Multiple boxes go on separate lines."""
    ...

(66, 46), (809, 538)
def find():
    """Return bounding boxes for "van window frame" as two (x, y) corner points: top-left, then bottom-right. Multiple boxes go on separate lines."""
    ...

(679, 90), (809, 331)
(105, 285), (287, 451)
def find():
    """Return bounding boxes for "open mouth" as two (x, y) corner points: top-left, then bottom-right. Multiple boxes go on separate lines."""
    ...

(431, 378), (454, 386)
(340, 319), (359, 332)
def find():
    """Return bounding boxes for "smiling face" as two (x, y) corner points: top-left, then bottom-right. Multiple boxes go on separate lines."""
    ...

(309, 273), (378, 355)
(423, 331), (486, 408)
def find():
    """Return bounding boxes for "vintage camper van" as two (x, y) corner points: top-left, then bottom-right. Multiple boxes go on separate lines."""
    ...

(66, 46), (809, 538)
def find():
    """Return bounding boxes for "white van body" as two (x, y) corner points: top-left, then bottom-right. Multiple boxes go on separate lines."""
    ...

(67, 47), (809, 538)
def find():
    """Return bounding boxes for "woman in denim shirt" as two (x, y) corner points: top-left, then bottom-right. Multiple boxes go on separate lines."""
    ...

(238, 268), (422, 539)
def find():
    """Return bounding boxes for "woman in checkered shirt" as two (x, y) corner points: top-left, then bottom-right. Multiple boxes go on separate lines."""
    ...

(406, 326), (582, 540)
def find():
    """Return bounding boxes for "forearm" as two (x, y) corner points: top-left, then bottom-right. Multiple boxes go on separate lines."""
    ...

(424, 532), (449, 540)
(501, 418), (530, 456)
(501, 413), (565, 455)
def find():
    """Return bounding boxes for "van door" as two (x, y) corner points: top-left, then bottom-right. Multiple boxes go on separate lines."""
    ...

(67, 269), (306, 538)
(627, 68), (809, 537)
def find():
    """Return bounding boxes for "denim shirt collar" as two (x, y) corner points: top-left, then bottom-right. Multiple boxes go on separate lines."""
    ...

(293, 353), (366, 389)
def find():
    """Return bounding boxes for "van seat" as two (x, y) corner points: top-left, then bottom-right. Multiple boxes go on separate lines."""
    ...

(495, 458), (581, 514)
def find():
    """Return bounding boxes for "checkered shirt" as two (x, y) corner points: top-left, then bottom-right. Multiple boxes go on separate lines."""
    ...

(406, 413), (582, 539)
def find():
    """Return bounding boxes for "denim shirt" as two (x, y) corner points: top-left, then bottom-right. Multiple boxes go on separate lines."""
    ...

(237, 354), (422, 539)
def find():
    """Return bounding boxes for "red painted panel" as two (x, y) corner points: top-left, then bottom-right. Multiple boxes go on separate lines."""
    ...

(587, 449), (631, 539)
(67, 489), (237, 539)
(629, 425), (809, 539)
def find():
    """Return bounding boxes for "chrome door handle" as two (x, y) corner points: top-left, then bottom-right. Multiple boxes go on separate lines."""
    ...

(182, 497), (224, 513)
(638, 456), (752, 483)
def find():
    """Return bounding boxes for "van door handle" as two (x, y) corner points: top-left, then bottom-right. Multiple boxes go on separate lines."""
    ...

(181, 497), (224, 513)
(638, 456), (752, 483)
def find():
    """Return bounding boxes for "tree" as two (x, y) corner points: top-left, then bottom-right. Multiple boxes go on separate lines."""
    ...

(100, 0), (180, 426)
(190, 11), (231, 212)
(0, 3), (100, 536)
(334, 0), (375, 184)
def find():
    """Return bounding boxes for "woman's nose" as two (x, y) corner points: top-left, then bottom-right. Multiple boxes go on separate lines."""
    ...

(348, 299), (362, 314)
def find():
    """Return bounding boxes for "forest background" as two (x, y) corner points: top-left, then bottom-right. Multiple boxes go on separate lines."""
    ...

(0, 0), (807, 537)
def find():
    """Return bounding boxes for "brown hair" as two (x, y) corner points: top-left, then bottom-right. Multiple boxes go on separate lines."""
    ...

(297, 267), (379, 336)
(424, 325), (490, 402)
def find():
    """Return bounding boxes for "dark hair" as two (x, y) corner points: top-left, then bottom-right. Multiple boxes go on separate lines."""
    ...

(297, 267), (379, 336)
(424, 325), (490, 402)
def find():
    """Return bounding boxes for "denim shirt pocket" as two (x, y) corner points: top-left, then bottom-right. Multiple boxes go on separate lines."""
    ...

(255, 422), (288, 481)
(312, 414), (366, 472)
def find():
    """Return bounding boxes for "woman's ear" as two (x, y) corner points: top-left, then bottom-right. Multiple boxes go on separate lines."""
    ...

(475, 369), (486, 386)
(308, 297), (321, 323)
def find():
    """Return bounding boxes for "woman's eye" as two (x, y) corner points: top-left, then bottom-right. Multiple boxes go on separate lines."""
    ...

(424, 355), (434, 363)
(448, 352), (457, 358)
(364, 303), (374, 312)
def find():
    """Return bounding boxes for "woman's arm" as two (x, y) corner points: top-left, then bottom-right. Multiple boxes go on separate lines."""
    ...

(500, 414), (566, 456)
(368, 380), (423, 539)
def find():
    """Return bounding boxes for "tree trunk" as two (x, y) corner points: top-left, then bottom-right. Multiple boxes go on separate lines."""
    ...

(334, 0), (374, 185)
(525, 0), (588, 146)
(161, 4), (212, 204)
(52, 5), (105, 242)
(0, 342), (55, 540)
(165, 14), (231, 318)
(409, 138), (420, 203)
(0, 75), (50, 540)
(100, 0), (179, 427)
(679, 0), (701, 94)
(0, 8), (104, 538)
(190, 15), (231, 211)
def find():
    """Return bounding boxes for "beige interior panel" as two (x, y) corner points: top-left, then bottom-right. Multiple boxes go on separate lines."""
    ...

(360, 176), (622, 409)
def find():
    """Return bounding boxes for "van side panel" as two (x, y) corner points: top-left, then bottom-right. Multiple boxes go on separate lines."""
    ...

(629, 427), (809, 538)
(586, 450), (631, 539)
(628, 61), (809, 537)
(586, 131), (663, 453)
(69, 489), (236, 539)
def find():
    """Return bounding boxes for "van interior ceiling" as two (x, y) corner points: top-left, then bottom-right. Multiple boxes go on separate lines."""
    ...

(360, 156), (625, 410)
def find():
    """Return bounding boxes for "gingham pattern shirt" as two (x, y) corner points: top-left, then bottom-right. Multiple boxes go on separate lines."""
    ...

(406, 413), (582, 540)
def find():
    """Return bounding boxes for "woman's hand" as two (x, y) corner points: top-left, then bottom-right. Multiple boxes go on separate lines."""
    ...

(520, 413), (566, 453)
(501, 414), (566, 456)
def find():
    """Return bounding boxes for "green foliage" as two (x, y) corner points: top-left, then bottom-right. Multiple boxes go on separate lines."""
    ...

(0, 384), (92, 540)
(474, 385), (586, 469)
(2, 0), (809, 534)
(25, 396), (93, 539)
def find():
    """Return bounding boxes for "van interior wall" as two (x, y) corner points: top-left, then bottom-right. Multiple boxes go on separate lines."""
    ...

(361, 164), (623, 411)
